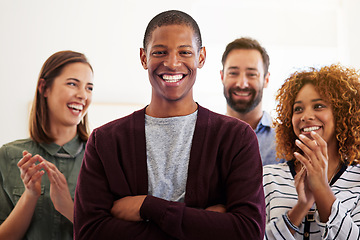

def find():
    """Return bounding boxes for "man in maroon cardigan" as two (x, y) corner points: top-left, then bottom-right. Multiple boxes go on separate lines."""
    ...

(74, 10), (265, 239)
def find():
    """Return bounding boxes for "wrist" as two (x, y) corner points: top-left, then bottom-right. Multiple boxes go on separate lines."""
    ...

(312, 185), (334, 200)
(293, 200), (313, 212)
(288, 203), (312, 227)
(23, 189), (41, 201)
(54, 199), (74, 221)
(313, 188), (336, 223)
(283, 211), (301, 234)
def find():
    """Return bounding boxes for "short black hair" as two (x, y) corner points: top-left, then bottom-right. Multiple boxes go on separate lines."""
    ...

(221, 37), (270, 76)
(143, 10), (202, 51)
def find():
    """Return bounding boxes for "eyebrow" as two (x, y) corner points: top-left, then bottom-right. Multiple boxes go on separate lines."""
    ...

(151, 44), (194, 49)
(151, 44), (166, 49)
(67, 78), (94, 86)
(226, 66), (258, 71)
(178, 45), (193, 49)
(246, 67), (258, 71)
(294, 98), (323, 104)
(227, 66), (239, 70)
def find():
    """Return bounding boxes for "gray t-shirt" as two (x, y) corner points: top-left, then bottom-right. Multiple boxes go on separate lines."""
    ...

(145, 110), (197, 202)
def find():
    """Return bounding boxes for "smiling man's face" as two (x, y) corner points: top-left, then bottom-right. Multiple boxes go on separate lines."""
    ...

(221, 49), (268, 114)
(140, 24), (205, 103)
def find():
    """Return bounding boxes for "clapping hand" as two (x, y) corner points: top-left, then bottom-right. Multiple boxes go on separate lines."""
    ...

(38, 156), (74, 222)
(17, 151), (45, 198)
(294, 131), (329, 192)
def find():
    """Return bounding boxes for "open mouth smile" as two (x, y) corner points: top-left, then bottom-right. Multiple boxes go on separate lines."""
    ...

(161, 74), (185, 83)
(67, 103), (84, 113)
(301, 126), (321, 133)
(233, 91), (251, 97)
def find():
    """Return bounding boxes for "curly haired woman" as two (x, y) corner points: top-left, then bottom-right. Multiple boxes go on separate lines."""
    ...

(263, 64), (360, 239)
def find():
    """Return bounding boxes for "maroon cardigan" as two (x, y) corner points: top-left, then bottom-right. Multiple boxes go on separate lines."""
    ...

(74, 105), (265, 239)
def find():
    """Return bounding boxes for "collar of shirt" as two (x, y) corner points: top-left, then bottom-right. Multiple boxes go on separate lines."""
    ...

(39, 135), (83, 158)
(254, 111), (272, 133)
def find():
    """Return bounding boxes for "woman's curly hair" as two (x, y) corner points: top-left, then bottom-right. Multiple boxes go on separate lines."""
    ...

(274, 64), (360, 165)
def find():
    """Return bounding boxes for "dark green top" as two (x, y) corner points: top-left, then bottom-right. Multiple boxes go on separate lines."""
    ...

(0, 136), (85, 240)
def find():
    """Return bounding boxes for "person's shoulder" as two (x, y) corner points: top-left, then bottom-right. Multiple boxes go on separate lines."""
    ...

(263, 162), (289, 175)
(2, 138), (35, 149)
(0, 138), (35, 160)
(263, 162), (293, 187)
(258, 111), (274, 128)
(199, 105), (250, 128)
(94, 107), (145, 133)
(333, 164), (360, 189)
(345, 163), (360, 174)
(198, 105), (256, 144)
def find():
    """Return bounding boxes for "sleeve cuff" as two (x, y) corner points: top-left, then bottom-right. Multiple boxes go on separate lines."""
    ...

(316, 198), (341, 238)
(268, 215), (296, 240)
(140, 196), (169, 224)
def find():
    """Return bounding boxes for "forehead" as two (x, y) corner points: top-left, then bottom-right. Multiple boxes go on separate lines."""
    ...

(147, 25), (197, 49)
(224, 49), (263, 70)
(57, 62), (93, 82)
(295, 84), (320, 100)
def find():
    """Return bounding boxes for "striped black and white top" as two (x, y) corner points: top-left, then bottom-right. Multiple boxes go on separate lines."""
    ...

(263, 161), (360, 240)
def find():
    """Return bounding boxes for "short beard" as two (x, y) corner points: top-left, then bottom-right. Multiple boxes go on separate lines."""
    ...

(224, 87), (263, 114)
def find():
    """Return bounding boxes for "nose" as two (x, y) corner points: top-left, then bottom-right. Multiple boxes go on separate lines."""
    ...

(236, 73), (249, 88)
(164, 52), (181, 69)
(76, 87), (88, 101)
(300, 109), (315, 122)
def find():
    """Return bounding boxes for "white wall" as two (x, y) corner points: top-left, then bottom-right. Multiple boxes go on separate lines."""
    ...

(1, 0), (360, 146)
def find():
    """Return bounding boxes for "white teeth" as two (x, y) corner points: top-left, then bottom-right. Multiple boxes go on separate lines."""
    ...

(68, 104), (83, 111)
(234, 92), (250, 96)
(162, 74), (183, 83)
(302, 126), (320, 132)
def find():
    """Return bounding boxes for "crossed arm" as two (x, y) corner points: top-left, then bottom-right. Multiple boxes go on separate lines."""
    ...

(74, 130), (265, 240)
(110, 196), (226, 222)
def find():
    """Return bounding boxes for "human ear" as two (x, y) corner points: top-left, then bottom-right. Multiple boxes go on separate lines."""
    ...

(263, 72), (270, 88)
(220, 69), (224, 83)
(140, 48), (148, 70)
(197, 47), (206, 69)
(38, 79), (47, 97)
